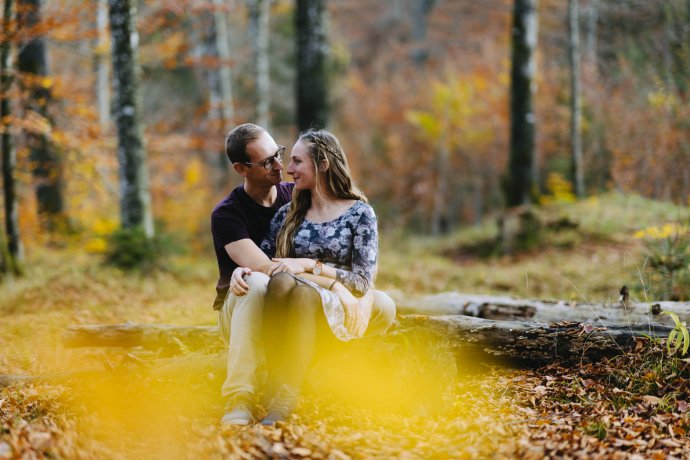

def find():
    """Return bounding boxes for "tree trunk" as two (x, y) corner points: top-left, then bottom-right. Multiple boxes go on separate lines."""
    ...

(16, 0), (66, 231)
(568, 0), (584, 198)
(296, 0), (328, 131)
(212, 0), (234, 125)
(196, 5), (231, 190)
(1, 0), (23, 275)
(108, 0), (153, 237)
(430, 131), (449, 235)
(585, 0), (598, 65)
(248, 0), (271, 129)
(662, 0), (690, 97)
(504, 0), (539, 208)
(212, 0), (234, 186)
(409, 0), (438, 65)
(95, 0), (110, 128)
(0, 225), (6, 275)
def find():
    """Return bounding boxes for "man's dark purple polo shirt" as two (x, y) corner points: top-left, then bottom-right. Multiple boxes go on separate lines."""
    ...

(211, 182), (294, 310)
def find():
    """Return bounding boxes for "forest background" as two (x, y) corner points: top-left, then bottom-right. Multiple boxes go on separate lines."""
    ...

(2, 0), (689, 261)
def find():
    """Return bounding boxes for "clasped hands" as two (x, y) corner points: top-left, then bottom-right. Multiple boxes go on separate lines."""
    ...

(228, 258), (371, 336)
(228, 258), (311, 296)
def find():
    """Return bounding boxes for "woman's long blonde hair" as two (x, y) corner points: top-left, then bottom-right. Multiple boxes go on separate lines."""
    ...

(275, 130), (367, 257)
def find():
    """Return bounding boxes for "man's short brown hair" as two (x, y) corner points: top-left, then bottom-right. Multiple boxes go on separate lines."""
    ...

(225, 123), (266, 164)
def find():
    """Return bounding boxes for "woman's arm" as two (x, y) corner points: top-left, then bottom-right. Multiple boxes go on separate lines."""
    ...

(334, 205), (378, 296)
(272, 204), (379, 296)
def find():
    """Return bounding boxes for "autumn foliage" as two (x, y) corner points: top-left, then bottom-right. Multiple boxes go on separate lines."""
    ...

(0, 0), (686, 252)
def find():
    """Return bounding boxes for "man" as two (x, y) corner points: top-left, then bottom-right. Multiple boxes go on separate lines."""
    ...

(211, 123), (395, 426)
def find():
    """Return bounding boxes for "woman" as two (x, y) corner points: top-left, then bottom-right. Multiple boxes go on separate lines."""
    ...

(256, 129), (382, 424)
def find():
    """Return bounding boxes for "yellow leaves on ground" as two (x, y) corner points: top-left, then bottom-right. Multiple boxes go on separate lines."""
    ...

(84, 218), (119, 254)
(634, 222), (689, 240)
(540, 172), (577, 205)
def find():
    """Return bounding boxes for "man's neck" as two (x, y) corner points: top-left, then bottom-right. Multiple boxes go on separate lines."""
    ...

(244, 180), (278, 207)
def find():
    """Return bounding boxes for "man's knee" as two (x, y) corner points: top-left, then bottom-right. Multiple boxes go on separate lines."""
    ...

(218, 273), (270, 344)
(230, 272), (270, 318)
(245, 272), (270, 293)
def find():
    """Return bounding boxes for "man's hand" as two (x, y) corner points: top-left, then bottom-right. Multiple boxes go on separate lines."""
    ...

(268, 258), (311, 276)
(332, 283), (373, 337)
(229, 267), (252, 296)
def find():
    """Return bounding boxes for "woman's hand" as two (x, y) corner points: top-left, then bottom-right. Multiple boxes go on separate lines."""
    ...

(332, 283), (373, 337)
(268, 258), (311, 276)
(229, 267), (252, 296)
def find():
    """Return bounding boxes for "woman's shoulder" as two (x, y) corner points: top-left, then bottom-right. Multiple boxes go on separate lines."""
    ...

(351, 200), (375, 215)
(345, 200), (376, 223)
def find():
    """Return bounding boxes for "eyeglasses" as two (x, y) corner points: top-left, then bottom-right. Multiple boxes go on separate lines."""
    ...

(243, 146), (286, 170)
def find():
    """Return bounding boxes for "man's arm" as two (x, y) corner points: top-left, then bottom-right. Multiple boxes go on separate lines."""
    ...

(225, 239), (275, 273)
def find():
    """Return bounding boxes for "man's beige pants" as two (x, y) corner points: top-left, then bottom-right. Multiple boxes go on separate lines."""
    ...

(218, 272), (396, 400)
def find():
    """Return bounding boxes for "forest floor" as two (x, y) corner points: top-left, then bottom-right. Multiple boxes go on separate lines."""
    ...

(1, 192), (690, 459)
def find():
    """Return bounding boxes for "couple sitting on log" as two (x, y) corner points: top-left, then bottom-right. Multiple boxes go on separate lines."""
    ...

(210, 123), (396, 426)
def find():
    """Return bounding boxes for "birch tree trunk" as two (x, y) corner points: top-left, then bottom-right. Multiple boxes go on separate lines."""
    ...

(17, 0), (66, 231)
(249, 0), (270, 128)
(108, 0), (153, 237)
(584, 0), (611, 193)
(296, 0), (328, 131)
(504, 0), (539, 208)
(568, 0), (584, 198)
(210, 0), (234, 185)
(1, 0), (23, 275)
(95, 0), (110, 128)
(212, 0), (234, 125)
(194, 7), (227, 190)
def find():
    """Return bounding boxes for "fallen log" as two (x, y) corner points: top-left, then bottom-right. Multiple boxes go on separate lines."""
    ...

(391, 291), (688, 326)
(0, 354), (227, 389)
(394, 315), (674, 363)
(61, 313), (676, 365)
(61, 322), (223, 353)
(3, 312), (678, 390)
(0, 375), (34, 388)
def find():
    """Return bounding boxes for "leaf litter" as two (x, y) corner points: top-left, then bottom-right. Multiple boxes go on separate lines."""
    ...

(2, 340), (690, 458)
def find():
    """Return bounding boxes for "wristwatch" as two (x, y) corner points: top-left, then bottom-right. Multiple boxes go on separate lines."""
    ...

(313, 260), (323, 275)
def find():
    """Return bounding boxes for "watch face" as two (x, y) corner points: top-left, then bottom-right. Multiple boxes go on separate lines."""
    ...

(314, 261), (322, 275)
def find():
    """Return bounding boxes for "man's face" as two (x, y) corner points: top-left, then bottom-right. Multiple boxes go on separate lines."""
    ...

(242, 132), (284, 187)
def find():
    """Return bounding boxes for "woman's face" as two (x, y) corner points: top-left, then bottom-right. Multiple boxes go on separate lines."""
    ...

(287, 141), (317, 191)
